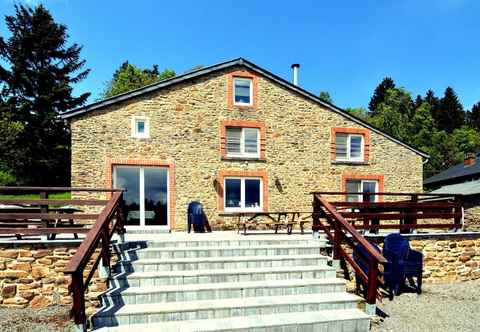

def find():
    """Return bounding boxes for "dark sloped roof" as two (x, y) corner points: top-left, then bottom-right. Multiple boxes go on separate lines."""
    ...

(60, 57), (428, 158)
(430, 179), (480, 196)
(424, 152), (480, 186)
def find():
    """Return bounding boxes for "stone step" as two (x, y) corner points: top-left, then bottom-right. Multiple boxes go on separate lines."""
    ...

(114, 254), (328, 273)
(115, 238), (327, 249)
(94, 308), (369, 332)
(93, 292), (362, 327)
(101, 278), (346, 306)
(120, 244), (321, 260)
(109, 265), (336, 287)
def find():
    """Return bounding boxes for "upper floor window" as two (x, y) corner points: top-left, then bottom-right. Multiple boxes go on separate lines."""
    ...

(226, 127), (260, 158)
(131, 116), (149, 139)
(335, 133), (364, 161)
(233, 78), (253, 106)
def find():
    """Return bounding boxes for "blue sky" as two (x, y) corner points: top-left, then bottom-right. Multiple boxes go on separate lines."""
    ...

(1, 0), (479, 110)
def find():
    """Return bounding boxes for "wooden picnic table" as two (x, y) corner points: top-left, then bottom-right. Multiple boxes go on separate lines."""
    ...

(0, 205), (84, 240)
(233, 211), (312, 235)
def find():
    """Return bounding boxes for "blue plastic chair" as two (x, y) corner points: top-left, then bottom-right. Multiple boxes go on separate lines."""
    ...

(353, 242), (397, 300)
(187, 201), (205, 233)
(383, 233), (423, 294)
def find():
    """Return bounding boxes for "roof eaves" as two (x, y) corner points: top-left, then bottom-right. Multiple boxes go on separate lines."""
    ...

(60, 57), (245, 119)
(238, 59), (429, 159)
(61, 57), (428, 158)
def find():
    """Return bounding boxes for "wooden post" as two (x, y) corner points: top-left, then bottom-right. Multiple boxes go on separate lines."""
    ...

(366, 259), (379, 315)
(410, 194), (418, 234)
(39, 190), (50, 240)
(454, 195), (463, 231)
(362, 193), (371, 233)
(99, 226), (110, 279)
(312, 198), (321, 235)
(333, 221), (342, 260)
(71, 272), (86, 332)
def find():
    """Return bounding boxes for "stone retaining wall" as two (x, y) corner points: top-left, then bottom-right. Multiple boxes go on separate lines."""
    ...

(359, 234), (480, 283)
(0, 243), (110, 317)
(409, 236), (480, 282)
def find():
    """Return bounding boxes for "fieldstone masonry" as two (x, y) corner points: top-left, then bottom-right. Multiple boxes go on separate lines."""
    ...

(0, 243), (110, 316)
(69, 66), (424, 231)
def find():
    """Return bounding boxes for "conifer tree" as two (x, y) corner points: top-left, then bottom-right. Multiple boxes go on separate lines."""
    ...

(0, 4), (90, 185)
(368, 77), (395, 114)
(437, 87), (465, 133)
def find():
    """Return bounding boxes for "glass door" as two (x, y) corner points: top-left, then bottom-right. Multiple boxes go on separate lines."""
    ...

(113, 166), (169, 229)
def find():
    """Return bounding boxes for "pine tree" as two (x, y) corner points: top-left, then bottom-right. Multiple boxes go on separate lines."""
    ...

(318, 91), (332, 103)
(436, 87), (465, 133)
(413, 95), (423, 109)
(368, 77), (395, 114)
(0, 4), (90, 185)
(468, 102), (480, 131)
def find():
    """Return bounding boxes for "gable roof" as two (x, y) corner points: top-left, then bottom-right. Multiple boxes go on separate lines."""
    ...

(60, 57), (428, 158)
(424, 152), (480, 186)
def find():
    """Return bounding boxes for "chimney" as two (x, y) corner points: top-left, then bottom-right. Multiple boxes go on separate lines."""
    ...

(291, 63), (300, 86)
(464, 152), (476, 167)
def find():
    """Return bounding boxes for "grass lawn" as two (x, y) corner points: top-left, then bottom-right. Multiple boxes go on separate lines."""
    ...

(0, 191), (71, 200)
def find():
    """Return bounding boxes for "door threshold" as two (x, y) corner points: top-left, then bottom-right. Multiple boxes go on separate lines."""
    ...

(125, 229), (171, 234)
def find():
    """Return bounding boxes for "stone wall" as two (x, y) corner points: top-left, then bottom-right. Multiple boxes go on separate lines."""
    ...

(464, 196), (480, 231)
(410, 236), (480, 282)
(0, 243), (109, 317)
(70, 65), (424, 231)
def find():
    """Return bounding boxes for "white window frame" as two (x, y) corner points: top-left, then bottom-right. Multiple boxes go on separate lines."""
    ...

(226, 127), (260, 158)
(336, 133), (364, 162)
(224, 177), (263, 212)
(233, 77), (253, 106)
(131, 116), (150, 139)
(113, 166), (170, 230)
(346, 179), (379, 202)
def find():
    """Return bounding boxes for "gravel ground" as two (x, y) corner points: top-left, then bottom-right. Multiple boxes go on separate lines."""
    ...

(0, 305), (74, 332)
(371, 280), (480, 332)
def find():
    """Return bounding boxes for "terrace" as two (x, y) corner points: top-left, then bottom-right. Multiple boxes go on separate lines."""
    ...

(0, 186), (478, 331)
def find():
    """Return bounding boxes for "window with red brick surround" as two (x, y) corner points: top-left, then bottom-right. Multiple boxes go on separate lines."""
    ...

(217, 170), (268, 212)
(227, 70), (258, 109)
(331, 127), (370, 162)
(105, 158), (176, 229)
(219, 120), (266, 160)
(341, 172), (384, 202)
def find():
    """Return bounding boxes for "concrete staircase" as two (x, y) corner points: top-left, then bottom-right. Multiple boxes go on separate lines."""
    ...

(93, 235), (370, 331)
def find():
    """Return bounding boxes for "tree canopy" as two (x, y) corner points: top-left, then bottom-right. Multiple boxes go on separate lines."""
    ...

(0, 4), (90, 185)
(102, 61), (175, 98)
(365, 78), (479, 178)
(319, 91), (333, 103)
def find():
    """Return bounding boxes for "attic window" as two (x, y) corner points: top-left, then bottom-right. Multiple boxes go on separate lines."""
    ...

(233, 78), (253, 106)
(131, 116), (149, 138)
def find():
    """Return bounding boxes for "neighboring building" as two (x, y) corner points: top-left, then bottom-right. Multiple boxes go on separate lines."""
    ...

(61, 58), (426, 232)
(425, 152), (480, 230)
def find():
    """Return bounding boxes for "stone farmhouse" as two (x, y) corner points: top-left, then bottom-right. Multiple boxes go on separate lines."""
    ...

(61, 58), (427, 232)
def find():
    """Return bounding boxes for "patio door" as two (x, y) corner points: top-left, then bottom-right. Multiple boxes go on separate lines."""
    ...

(113, 166), (169, 230)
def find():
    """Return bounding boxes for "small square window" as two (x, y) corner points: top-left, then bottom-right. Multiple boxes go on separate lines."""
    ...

(131, 116), (149, 138)
(233, 78), (252, 106)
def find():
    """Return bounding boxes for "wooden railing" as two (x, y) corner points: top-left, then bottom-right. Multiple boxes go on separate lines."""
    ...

(312, 194), (387, 309)
(312, 191), (464, 311)
(0, 187), (126, 331)
(312, 191), (463, 233)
